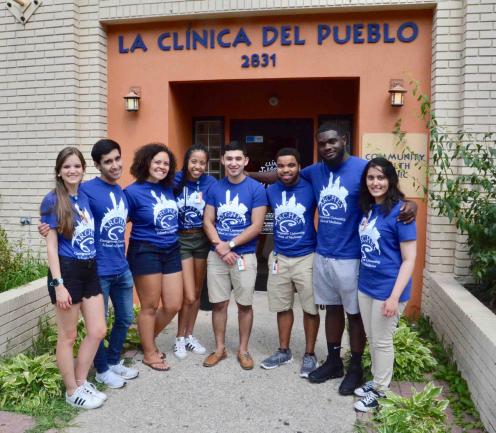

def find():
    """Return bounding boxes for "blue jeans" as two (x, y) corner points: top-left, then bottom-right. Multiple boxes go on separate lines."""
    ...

(94, 269), (134, 374)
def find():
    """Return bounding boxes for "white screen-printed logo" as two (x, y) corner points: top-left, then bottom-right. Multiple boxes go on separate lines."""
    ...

(177, 187), (205, 227)
(217, 190), (248, 233)
(274, 191), (306, 238)
(359, 215), (381, 267)
(73, 203), (95, 258)
(318, 172), (349, 225)
(100, 192), (128, 246)
(151, 190), (178, 234)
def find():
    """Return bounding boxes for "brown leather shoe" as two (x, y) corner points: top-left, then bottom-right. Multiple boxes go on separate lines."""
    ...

(237, 351), (254, 370)
(203, 349), (227, 367)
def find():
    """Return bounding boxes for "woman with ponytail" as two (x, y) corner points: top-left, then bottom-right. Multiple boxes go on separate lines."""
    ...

(40, 147), (107, 409)
(172, 144), (216, 359)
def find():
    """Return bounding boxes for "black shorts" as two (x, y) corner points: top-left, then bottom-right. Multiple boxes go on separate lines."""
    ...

(127, 240), (182, 276)
(48, 256), (102, 305)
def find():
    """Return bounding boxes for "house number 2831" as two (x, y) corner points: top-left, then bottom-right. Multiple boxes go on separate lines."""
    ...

(241, 53), (277, 68)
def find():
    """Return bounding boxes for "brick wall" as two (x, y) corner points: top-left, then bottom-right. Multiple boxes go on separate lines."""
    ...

(0, 278), (54, 357)
(423, 274), (496, 433)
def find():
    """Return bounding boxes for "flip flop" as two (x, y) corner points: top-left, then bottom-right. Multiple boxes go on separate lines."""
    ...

(142, 359), (170, 372)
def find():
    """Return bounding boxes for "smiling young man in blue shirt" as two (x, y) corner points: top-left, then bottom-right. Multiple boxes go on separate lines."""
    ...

(260, 148), (320, 379)
(203, 141), (268, 370)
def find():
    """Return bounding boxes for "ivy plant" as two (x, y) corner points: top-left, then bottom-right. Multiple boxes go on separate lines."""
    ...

(411, 81), (496, 307)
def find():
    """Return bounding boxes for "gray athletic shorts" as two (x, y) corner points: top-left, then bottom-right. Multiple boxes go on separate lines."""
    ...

(313, 253), (360, 314)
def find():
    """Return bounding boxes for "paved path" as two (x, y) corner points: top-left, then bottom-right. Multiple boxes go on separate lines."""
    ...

(65, 292), (355, 433)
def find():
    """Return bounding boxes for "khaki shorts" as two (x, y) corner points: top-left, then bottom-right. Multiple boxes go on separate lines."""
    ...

(267, 252), (318, 315)
(207, 251), (258, 306)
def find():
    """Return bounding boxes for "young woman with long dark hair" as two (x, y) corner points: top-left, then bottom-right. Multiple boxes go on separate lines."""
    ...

(353, 157), (417, 412)
(40, 147), (107, 409)
(124, 143), (182, 371)
(172, 144), (216, 359)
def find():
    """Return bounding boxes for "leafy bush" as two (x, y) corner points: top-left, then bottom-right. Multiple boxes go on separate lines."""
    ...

(373, 382), (449, 433)
(0, 226), (47, 293)
(362, 319), (437, 381)
(412, 83), (496, 307)
(0, 353), (62, 410)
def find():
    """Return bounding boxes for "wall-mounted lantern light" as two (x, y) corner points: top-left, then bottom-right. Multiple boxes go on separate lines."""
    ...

(388, 79), (407, 107)
(124, 89), (141, 112)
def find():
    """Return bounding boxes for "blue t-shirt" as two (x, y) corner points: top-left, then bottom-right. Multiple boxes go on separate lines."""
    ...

(301, 156), (368, 259)
(174, 172), (217, 230)
(206, 176), (268, 255)
(266, 178), (316, 257)
(358, 201), (417, 302)
(124, 181), (178, 248)
(80, 177), (129, 277)
(40, 190), (96, 260)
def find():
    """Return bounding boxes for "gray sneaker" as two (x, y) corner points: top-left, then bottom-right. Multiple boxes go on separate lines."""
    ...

(260, 349), (293, 370)
(299, 353), (319, 378)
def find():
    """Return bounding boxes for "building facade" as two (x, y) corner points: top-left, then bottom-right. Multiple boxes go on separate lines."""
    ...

(1, 0), (496, 429)
(0, 0), (494, 324)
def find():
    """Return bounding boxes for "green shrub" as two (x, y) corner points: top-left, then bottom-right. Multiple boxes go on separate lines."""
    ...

(0, 353), (62, 410)
(373, 382), (449, 433)
(363, 319), (437, 381)
(0, 226), (47, 293)
(412, 82), (496, 307)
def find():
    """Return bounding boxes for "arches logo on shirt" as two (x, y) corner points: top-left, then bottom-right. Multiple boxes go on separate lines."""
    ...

(217, 190), (248, 230)
(100, 192), (128, 245)
(318, 173), (349, 214)
(151, 190), (178, 232)
(359, 216), (381, 264)
(73, 203), (95, 255)
(177, 188), (205, 225)
(274, 191), (306, 236)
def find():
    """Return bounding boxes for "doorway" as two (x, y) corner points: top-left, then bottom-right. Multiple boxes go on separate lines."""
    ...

(230, 118), (314, 291)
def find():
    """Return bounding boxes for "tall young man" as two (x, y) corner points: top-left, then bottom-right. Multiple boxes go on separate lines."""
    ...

(301, 124), (415, 395)
(40, 139), (139, 388)
(260, 148), (320, 379)
(203, 141), (267, 370)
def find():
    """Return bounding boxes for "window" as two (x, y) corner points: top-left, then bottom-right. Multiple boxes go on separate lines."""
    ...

(193, 118), (224, 179)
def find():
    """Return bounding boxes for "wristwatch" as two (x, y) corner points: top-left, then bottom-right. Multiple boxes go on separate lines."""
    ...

(50, 278), (64, 287)
(228, 240), (236, 249)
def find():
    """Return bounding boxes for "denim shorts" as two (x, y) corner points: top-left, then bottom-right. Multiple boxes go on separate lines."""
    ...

(47, 256), (102, 305)
(127, 239), (182, 276)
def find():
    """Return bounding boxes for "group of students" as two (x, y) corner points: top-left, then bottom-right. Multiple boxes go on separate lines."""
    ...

(39, 123), (417, 414)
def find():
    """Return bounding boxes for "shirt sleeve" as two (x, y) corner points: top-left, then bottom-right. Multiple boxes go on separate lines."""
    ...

(124, 187), (136, 219)
(252, 182), (269, 208)
(39, 193), (58, 229)
(205, 182), (217, 206)
(397, 219), (417, 242)
(300, 165), (312, 182)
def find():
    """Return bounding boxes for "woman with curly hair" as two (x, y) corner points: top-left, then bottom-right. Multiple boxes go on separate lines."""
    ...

(125, 143), (182, 371)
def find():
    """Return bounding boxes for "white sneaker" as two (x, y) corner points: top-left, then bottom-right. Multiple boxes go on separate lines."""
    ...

(185, 335), (206, 355)
(83, 381), (107, 401)
(95, 369), (126, 389)
(66, 385), (103, 409)
(109, 360), (139, 380)
(173, 337), (187, 359)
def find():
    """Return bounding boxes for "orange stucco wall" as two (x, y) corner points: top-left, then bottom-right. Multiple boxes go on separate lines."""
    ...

(107, 9), (432, 315)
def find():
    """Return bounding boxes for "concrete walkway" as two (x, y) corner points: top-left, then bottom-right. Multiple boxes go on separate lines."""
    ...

(65, 292), (356, 433)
